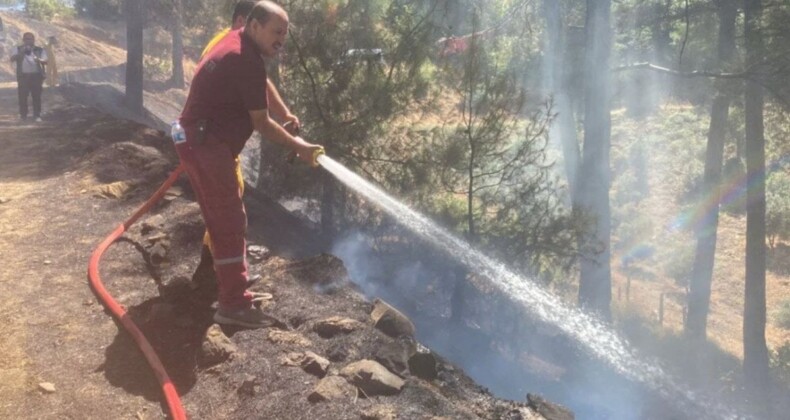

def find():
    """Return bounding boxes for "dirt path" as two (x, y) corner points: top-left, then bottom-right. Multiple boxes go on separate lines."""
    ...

(0, 86), (169, 419)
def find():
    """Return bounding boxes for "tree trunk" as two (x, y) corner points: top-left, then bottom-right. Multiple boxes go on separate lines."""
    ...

(576, 0), (612, 320)
(743, 0), (770, 388)
(467, 140), (476, 243)
(543, 0), (580, 202)
(685, 0), (736, 339)
(170, 0), (185, 89)
(125, 0), (144, 114)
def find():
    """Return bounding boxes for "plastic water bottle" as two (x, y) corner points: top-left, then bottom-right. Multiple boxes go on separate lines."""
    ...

(170, 121), (186, 144)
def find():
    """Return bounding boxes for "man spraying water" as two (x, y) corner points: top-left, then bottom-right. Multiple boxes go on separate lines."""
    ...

(175, 0), (323, 328)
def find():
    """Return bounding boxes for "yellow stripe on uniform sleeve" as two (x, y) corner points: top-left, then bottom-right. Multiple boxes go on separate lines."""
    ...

(200, 28), (231, 59)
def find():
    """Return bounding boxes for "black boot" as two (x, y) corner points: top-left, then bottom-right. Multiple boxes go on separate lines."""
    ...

(191, 244), (258, 291)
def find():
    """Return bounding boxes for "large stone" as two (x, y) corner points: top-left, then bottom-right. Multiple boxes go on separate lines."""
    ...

(360, 404), (397, 420)
(374, 341), (411, 378)
(301, 351), (330, 377)
(313, 316), (363, 338)
(267, 330), (312, 347)
(408, 344), (438, 381)
(95, 181), (134, 199)
(370, 299), (415, 338)
(159, 276), (191, 302)
(147, 242), (169, 265)
(141, 214), (166, 234)
(200, 324), (237, 366)
(247, 244), (270, 263)
(340, 360), (405, 397)
(527, 394), (574, 420)
(38, 382), (56, 393)
(307, 376), (356, 403)
(237, 374), (259, 397)
(147, 302), (175, 322)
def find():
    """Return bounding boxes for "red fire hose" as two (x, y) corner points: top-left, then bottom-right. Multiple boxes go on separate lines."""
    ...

(87, 165), (187, 420)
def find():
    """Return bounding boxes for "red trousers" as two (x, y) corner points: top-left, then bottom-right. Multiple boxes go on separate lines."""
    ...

(175, 129), (252, 311)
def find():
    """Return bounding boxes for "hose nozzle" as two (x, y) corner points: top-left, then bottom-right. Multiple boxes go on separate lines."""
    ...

(312, 147), (325, 168)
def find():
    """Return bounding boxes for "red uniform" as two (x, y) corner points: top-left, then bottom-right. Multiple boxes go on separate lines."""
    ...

(177, 29), (268, 310)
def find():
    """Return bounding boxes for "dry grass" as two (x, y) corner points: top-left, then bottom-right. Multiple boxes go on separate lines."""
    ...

(609, 103), (790, 364)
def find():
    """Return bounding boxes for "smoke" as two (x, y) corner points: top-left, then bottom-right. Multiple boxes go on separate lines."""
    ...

(332, 230), (660, 419)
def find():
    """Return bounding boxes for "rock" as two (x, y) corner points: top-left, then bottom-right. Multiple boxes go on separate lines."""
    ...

(159, 276), (191, 302)
(147, 302), (176, 321)
(374, 340), (411, 378)
(267, 330), (312, 347)
(200, 324), (237, 366)
(0, 197), (11, 204)
(408, 344), (438, 381)
(313, 316), (363, 338)
(308, 375), (356, 403)
(163, 187), (183, 203)
(237, 375), (259, 397)
(340, 360), (405, 397)
(43, 260), (52, 265)
(147, 242), (169, 265)
(247, 245), (270, 263)
(360, 404), (397, 420)
(141, 214), (166, 234)
(327, 342), (351, 362)
(95, 181), (134, 199)
(38, 382), (56, 393)
(174, 315), (194, 328)
(527, 394), (574, 420)
(370, 299), (415, 338)
(145, 232), (169, 244)
(301, 351), (330, 377)
(280, 352), (305, 367)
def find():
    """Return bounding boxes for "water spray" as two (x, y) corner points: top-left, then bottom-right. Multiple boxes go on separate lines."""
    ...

(315, 154), (744, 420)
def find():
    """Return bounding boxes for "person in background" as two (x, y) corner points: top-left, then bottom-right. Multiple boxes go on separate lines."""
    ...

(191, 0), (301, 290)
(10, 32), (47, 122)
(177, 1), (323, 328)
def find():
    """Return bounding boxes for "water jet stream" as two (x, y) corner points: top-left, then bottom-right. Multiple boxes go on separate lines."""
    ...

(318, 154), (741, 419)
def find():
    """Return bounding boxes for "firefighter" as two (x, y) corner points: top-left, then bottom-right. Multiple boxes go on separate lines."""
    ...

(191, 0), (301, 289)
(177, 1), (322, 327)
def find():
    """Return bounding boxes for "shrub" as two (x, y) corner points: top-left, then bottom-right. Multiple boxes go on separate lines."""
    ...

(74, 0), (121, 20)
(660, 236), (695, 287)
(770, 341), (790, 385)
(26, 0), (74, 20)
(766, 171), (790, 249)
(773, 300), (790, 329)
(143, 55), (172, 81)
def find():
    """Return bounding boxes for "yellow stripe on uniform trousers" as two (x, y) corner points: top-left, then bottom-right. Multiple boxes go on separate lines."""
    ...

(203, 157), (244, 253)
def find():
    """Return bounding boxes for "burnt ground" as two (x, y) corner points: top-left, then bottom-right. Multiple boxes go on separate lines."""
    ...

(0, 85), (560, 419)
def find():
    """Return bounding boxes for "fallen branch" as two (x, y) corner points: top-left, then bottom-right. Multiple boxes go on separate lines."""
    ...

(613, 62), (747, 79)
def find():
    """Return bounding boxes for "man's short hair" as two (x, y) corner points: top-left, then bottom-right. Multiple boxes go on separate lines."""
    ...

(232, 0), (256, 23)
(22, 32), (34, 40)
(246, 1), (284, 26)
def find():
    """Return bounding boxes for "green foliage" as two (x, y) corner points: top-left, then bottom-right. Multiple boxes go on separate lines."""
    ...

(774, 300), (790, 330)
(766, 171), (790, 249)
(74, 0), (120, 20)
(26, 0), (74, 20)
(425, 193), (467, 233)
(614, 204), (654, 255)
(143, 54), (171, 81)
(659, 235), (695, 287)
(770, 341), (790, 385)
(720, 156), (747, 215)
